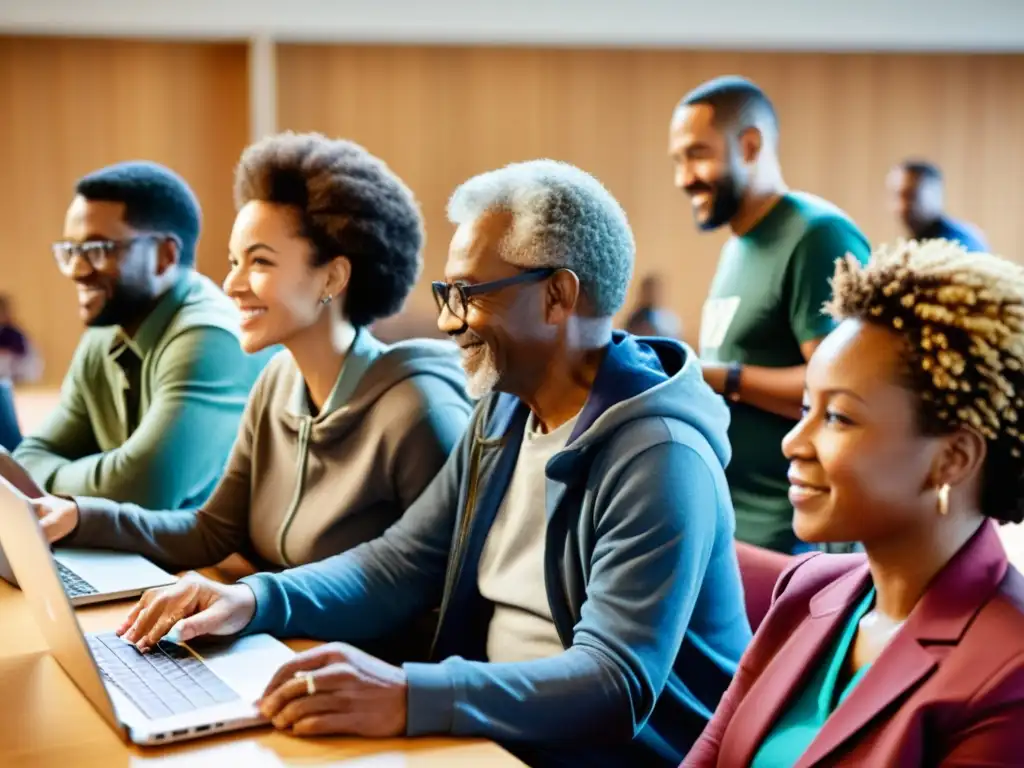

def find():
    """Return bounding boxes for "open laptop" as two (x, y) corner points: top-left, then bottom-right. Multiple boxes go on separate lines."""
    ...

(0, 509), (177, 608)
(0, 477), (295, 745)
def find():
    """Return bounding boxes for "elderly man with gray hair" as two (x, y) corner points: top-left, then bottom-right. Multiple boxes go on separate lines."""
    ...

(113, 160), (751, 766)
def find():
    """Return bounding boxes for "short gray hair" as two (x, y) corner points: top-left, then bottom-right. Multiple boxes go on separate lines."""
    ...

(447, 160), (635, 317)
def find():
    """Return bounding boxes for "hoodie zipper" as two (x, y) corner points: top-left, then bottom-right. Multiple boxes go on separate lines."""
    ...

(429, 435), (484, 658)
(276, 415), (312, 567)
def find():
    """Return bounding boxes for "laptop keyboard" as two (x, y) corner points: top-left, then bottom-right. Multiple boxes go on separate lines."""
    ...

(55, 560), (98, 598)
(87, 631), (240, 719)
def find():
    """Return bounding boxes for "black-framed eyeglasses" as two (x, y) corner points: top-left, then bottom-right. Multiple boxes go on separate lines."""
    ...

(50, 234), (170, 274)
(432, 268), (557, 331)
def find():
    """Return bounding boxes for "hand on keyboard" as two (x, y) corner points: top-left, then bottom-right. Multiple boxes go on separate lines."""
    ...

(89, 632), (240, 719)
(118, 572), (257, 652)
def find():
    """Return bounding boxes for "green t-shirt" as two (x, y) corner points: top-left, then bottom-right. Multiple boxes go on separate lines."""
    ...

(700, 192), (870, 552)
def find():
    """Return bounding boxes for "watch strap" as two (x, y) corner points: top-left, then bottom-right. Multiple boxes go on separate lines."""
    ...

(724, 362), (742, 402)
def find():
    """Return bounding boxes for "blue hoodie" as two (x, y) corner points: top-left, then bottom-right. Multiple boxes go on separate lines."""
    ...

(242, 333), (752, 765)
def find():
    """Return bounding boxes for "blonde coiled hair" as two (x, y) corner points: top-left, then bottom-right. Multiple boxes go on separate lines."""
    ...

(827, 238), (1024, 524)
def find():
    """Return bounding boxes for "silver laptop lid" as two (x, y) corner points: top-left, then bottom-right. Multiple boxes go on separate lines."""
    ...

(0, 450), (43, 586)
(0, 476), (127, 740)
(0, 531), (19, 585)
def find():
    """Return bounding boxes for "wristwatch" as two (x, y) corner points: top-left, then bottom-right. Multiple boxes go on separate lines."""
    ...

(724, 362), (742, 403)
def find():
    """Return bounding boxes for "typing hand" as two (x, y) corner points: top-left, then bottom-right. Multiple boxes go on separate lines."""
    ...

(31, 495), (79, 543)
(117, 572), (256, 652)
(258, 643), (408, 738)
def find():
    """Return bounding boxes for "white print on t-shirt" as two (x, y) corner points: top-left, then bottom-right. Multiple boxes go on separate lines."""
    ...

(700, 296), (741, 354)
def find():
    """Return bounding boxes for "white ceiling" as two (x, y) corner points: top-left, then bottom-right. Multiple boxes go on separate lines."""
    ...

(2, 0), (1023, 51)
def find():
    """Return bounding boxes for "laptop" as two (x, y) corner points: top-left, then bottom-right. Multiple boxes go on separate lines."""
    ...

(0, 477), (295, 745)
(0, 517), (177, 608)
(0, 452), (177, 605)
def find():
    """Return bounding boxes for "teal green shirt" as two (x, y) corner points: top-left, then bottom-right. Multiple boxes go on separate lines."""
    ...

(751, 588), (876, 768)
(15, 272), (272, 508)
(700, 192), (871, 552)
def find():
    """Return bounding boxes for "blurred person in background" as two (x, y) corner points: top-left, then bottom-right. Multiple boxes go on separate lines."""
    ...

(0, 378), (21, 452)
(624, 273), (682, 338)
(685, 240), (1024, 767)
(0, 292), (39, 452)
(33, 132), (471, 659)
(887, 159), (988, 252)
(7, 161), (270, 508)
(86, 159), (750, 767)
(669, 75), (871, 554)
(0, 293), (42, 383)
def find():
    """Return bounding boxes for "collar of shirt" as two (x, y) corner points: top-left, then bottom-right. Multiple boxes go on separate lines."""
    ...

(287, 326), (385, 418)
(106, 275), (194, 361)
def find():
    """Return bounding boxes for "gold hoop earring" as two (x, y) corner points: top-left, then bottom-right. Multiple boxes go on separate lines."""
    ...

(937, 483), (950, 516)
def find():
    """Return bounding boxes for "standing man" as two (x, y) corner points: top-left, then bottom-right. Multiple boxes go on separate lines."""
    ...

(669, 76), (871, 554)
(11, 161), (269, 508)
(887, 159), (988, 252)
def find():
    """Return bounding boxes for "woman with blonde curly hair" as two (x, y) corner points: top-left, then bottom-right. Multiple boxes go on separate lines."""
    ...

(685, 239), (1024, 767)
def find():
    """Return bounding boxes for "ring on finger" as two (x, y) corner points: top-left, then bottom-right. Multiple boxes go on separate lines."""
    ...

(295, 670), (316, 696)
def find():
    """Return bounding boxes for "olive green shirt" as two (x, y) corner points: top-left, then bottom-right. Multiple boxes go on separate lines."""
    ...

(14, 272), (269, 508)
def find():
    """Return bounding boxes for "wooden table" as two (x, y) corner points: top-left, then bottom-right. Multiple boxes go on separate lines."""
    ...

(0, 561), (522, 767)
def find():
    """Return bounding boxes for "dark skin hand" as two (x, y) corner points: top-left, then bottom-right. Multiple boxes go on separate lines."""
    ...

(257, 642), (409, 738)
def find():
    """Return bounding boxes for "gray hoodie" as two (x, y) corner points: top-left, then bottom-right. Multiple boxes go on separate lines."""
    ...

(68, 330), (472, 571)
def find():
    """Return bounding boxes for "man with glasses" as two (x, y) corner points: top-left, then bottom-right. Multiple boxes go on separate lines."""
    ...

(7, 161), (267, 508)
(114, 160), (751, 766)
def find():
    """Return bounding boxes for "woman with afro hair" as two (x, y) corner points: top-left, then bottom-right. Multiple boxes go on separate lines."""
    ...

(33, 133), (472, 657)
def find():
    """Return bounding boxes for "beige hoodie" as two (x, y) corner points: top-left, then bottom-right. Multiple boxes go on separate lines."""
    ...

(68, 330), (472, 570)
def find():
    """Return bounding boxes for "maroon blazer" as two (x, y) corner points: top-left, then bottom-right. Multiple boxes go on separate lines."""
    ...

(684, 522), (1024, 767)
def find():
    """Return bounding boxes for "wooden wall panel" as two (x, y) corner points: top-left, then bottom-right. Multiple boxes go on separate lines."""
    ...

(0, 37), (248, 386)
(2, 41), (1022, 388)
(277, 45), (1024, 346)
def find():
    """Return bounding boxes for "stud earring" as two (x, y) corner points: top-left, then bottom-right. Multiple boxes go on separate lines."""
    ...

(937, 483), (950, 516)
(320, 294), (333, 306)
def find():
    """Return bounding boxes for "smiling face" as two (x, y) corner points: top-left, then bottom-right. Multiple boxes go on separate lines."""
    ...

(61, 196), (163, 328)
(437, 210), (556, 399)
(668, 104), (747, 231)
(223, 200), (345, 354)
(782, 319), (953, 545)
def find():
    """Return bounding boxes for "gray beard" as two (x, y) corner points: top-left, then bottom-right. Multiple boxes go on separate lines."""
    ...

(463, 343), (500, 400)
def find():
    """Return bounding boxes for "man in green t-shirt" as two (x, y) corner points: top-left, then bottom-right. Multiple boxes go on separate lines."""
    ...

(668, 76), (871, 553)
